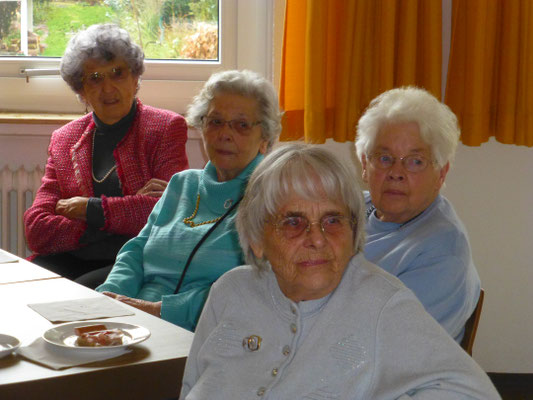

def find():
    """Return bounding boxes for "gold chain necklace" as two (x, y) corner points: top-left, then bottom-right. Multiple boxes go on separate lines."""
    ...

(91, 132), (118, 184)
(183, 194), (223, 227)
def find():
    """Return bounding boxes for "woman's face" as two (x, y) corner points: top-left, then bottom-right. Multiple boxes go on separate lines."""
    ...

(361, 121), (449, 224)
(251, 190), (356, 302)
(202, 93), (268, 182)
(79, 57), (138, 125)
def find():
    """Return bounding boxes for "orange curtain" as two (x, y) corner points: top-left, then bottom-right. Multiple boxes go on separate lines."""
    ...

(279, 0), (442, 143)
(445, 0), (533, 146)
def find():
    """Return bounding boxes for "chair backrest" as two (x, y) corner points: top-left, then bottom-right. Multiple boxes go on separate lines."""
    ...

(460, 288), (485, 356)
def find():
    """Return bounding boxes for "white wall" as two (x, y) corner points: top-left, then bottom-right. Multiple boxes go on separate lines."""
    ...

(442, 138), (533, 373)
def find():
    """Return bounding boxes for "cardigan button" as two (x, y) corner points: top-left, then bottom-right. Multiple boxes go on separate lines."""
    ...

(282, 345), (290, 356)
(271, 368), (278, 376)
(290, 323), (297, 333)
(257, 387), (266, 396)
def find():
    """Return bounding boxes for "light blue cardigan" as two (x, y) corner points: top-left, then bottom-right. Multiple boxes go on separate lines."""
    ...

(363, 192), (481, 341)
(96, 154), (263, 331)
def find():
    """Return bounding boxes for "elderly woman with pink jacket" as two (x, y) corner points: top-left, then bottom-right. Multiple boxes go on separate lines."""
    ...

(24, 24), (188, 288)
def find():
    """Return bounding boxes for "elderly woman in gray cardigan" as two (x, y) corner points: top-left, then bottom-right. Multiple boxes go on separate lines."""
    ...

(180, 143), (500, 400)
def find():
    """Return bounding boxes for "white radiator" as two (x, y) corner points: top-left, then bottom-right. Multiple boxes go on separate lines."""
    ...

(0, 166), (44, 257)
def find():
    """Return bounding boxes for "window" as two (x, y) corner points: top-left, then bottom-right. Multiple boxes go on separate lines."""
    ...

(0, 0), (273, 114)
(0, 0), (219, 60)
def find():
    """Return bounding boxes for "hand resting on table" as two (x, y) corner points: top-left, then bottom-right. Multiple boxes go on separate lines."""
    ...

(102, 291), (162, 317)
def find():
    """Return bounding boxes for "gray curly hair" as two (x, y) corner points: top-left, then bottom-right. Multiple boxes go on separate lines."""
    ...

(186, 70), (282, 151)
(60, 24), (145, 94)
(355, 86), (460, 168)
(236, 143), (366, 271)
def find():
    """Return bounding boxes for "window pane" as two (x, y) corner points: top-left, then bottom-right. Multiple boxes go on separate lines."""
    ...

(0, 0), (219, 60)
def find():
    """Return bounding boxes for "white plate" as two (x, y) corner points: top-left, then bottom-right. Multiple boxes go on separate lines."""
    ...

(42, 321), (150, 353)
(0, 334), (20, 358)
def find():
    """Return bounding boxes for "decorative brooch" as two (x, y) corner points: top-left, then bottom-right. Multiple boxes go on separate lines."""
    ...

(242, 335), (262, 351)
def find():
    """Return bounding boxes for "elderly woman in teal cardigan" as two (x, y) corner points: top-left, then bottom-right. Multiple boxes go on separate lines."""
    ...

(96, 70), (282, 331)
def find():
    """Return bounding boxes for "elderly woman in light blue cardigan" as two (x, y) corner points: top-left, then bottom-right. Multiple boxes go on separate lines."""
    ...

(180, 143), (500, 399)
(355, 86), (481, 342)
(96, 70), (282, 331)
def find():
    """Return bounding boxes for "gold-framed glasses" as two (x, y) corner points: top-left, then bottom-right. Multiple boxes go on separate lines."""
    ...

(270, 214), (356, 240)
(368, 153), (434, 173)
(82, 66), (131, 88)
(201, 116), (261, 135)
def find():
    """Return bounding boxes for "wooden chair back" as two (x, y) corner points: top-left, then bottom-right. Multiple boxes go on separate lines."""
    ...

(460, 288), (485, 356)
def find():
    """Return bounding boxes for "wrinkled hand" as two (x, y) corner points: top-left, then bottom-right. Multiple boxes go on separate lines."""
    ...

(136, 178), (168, 198)
(102, 291), (162, 317)
(55, 196), (89, 221)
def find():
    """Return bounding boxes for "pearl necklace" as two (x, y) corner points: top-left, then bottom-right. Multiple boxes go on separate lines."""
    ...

(183, 194), (223, 227)
(91, 132), (117, 183)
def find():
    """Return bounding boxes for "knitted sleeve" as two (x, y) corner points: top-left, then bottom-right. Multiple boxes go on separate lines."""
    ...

(101, 110), (189, 236)
(395, 231), (479, 342)
(94, 221), (151, 297)
(179, 296), (218, 398)
(23, 138), (86, 255)
(369, 289), (500, 399)
(160, 286), (211, 331)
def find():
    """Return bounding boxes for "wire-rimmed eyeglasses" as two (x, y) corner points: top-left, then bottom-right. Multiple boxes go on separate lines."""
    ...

(201, 116), (261, 135)
(368, 153), (435, 173)
(270, 214), (356, 240)
(82, 66), (131, 88)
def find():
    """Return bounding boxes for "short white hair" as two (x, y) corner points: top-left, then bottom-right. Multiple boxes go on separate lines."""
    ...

(186, 69), (282, 152)
(355, 86), (460, 168)
(236, 143), (366, 271)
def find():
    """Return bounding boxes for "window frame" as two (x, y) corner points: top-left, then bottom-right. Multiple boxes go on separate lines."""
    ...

(0, 0), (273, 115)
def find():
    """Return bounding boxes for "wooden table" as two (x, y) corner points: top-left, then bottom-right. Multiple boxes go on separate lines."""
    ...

(0, 256), (194, 400)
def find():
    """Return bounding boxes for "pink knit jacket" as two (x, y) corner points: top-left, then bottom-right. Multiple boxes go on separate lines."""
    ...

(24, 99), (189, 256)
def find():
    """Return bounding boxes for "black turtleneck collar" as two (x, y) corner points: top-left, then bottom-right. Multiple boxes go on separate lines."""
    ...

(93, 99), (137, 135)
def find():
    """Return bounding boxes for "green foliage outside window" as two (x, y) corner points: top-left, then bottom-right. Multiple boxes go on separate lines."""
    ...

(0, 0), (218, 60)
(189, 0), (218, 22)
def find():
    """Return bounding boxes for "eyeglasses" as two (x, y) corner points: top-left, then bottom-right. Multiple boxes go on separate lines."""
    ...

(201, 116), (261, 135)
(368, 153), (434, 173)
(270, 214), (356, 240)
(82, 66), (131, 88)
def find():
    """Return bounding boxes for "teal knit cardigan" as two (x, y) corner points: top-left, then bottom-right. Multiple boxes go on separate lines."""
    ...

(96, 154), (264, 331)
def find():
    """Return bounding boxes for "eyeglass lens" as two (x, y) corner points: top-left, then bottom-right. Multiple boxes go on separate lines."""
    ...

(84, 67), (129, 87)
(203, 117), (257, 135)
(277, 215), (352, 239)
(371, 154), (429, 172)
